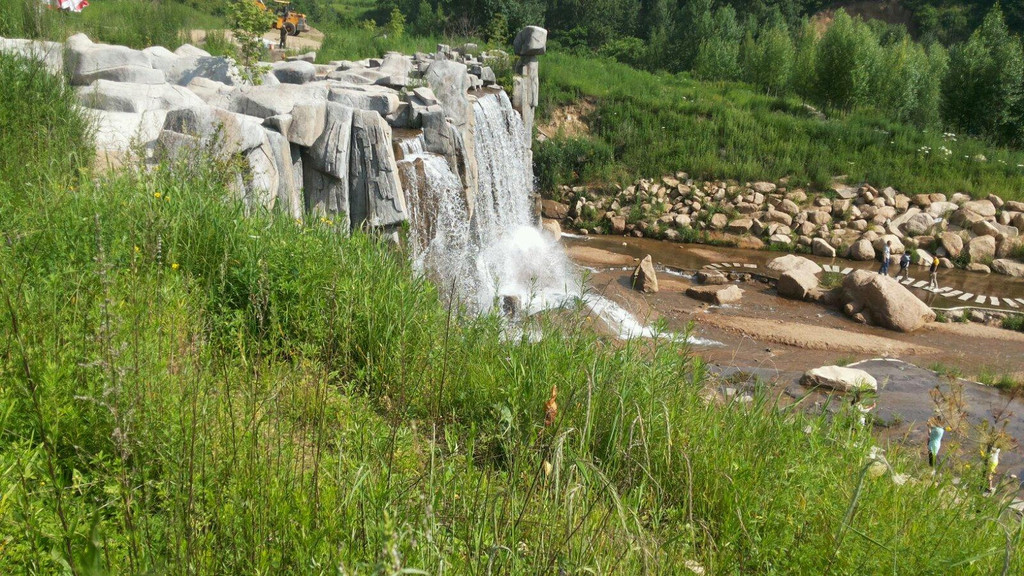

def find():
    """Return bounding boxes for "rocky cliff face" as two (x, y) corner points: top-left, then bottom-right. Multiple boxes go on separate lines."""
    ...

(0, 29), (547, 236)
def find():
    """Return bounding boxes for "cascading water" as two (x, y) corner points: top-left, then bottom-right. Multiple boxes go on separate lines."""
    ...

(399, 90), (708, 342)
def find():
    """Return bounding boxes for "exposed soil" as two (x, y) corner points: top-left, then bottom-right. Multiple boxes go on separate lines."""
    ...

(188, 27), (324, 58)
(536, 99), (594, 140)
(570, 241), (1024, 379)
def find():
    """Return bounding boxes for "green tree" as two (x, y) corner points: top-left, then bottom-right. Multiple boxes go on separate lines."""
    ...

(942, 4), (1024, 144)
(228, 0), (274, 85)
(813, 10), (880, 110)
(692, 5), (742, 80)
(792, 20), (818, 102)
(742, 23), (795, 96)
(484, 11), (508, 44)
(386, 6), (407, 38)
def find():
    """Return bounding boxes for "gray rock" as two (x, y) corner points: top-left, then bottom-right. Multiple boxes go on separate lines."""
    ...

(327, 84), (401, 118)
(287, 101), (327, 147)
(306, 102), (354, 180)
(64, 33), (159, 85)
(377, 52), (413, 87)
(966, 235), (996, 264)
(726, 218), (753, 233)
(686, 284), (743, 305)
(425, 60), (471, 127)
(811, 238), (836, 258)
(631, 255), (659, 293)
(0, 38), (64, 74)
(902, 212), (935, 236)
(174, 43), (211, 58)
(348, 109), (407, 228)
(513, 26), (547, 56)
(940, 232), (964, 259)
(848, 239), (876, 261)
(966, 263), (991, 273)
(77, 80), (204, 113)
(695, 270), (729, 285)
(265, 129), (301, 219)
(230, 83), (328, 119)
(272, 60), (318, 84)
(991, 259), (1024, 277)
(840, 270), (935, 332)
(777, 269), (819, 300)
(962, 199), (997, 217)
(767, 254), (823, 276)
(801, 366), (878, 392)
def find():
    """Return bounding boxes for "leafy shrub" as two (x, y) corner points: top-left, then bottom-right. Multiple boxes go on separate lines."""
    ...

(534, 136), (614, 191)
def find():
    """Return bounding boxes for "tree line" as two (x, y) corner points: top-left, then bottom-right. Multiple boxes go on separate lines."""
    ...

(372, 0), (1024, 148)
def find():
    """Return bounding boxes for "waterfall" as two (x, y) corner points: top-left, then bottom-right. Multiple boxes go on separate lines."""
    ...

(399, 90), (707, 342)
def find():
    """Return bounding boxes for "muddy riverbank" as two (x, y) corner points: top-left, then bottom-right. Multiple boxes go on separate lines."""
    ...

(566, 233), (1024, 482)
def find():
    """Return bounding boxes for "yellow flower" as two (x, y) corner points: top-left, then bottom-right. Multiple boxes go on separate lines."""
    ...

(134, 245), (140, 253)
(171, 262), (179, 270)
(154, 192), (162, 199)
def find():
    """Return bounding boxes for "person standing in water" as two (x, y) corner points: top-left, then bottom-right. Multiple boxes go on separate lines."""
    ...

(928, 256), (940, 290)
(879, 241), (892, 276)
(898, 251), (911, 281)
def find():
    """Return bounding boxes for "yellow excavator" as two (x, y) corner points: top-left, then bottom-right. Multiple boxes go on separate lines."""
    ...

(255, 0), (309, 36)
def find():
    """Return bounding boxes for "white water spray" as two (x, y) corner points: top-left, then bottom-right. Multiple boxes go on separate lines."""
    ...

(399, 91), (702, 342)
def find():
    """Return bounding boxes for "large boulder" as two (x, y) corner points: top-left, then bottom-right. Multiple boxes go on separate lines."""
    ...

(992, 259), (1024, 277)
(64, 33), (162, 85)
(966, 235), (996, 264)
(348, 109), (407, 228)
(962, 199), (997, 218)
(272, 60), (318, 84)
(801, 366), (878, 392)
(811, 237), (836, 258)
(77, 80), (204, 113)
(849, 238), (876, 261)
(631, 255), (659, 293)
(840, 270), (935, 332)
(0, 38), (64, 74)
(940, 232), (964, 259)
(777, 269), (819, 300)
(425, 60), (472, 128)
(686, 284), (744, 305)
(513, 26), (547, 56)
(902, 212), (935, 236)
(767, 254), (822, 276)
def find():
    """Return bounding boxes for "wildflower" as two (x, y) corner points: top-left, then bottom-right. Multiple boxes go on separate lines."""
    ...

(134, 245), (140, 253)
(171, 262), (179, 270)
(154, 192), (162, 199)
(544, 385), (558, 427)
(542, 460), (553, 476)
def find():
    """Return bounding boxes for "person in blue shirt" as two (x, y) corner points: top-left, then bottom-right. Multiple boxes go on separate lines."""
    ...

(898, 251), (911, 281)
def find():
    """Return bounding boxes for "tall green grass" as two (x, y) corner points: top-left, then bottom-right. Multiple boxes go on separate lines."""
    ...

(2, 53), (1023, 574)
(0, 0), (224, 49)
(537, 51), (1024, 200)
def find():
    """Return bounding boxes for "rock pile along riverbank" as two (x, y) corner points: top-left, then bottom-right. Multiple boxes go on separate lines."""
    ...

(544, 177), (1024, 278)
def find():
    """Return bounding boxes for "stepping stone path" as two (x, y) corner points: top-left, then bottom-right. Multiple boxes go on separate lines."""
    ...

(703, 260), (1024, 313)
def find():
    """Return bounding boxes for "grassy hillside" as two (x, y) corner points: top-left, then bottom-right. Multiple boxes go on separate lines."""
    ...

(0, 0), (224, 49)
(536, 50), (1024, 200)
(2, 52), (1024, 574)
